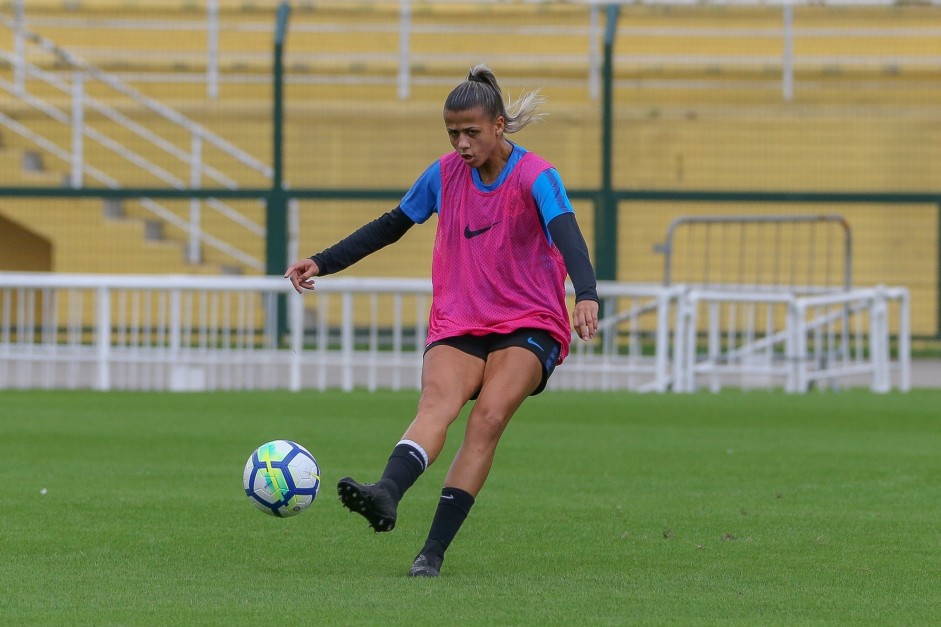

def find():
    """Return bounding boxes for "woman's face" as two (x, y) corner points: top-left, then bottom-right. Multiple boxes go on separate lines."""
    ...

(444, 106), (505, 169)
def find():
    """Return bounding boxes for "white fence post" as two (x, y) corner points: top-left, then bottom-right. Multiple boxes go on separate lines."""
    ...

(672, 289), (689, 392)
(71, 72), (84, 188)
(682, 292), (700, 393)
(707, 300), (721, 393)
(782, 5), (794, 101)
(287, 198), (300, 265)
(897, 288), (911, 392)
(13, 0), (24, 96)
(397, 0), (411, 100)
(871, 287), (890, 393)
(653, 288), (673, 392)
(206, 0), (219, 100)
(189, 133), (203, 264)
(96, 285), (111, 391)
(588, 4), (601, 100)
(169, 288), (182, 356)
(341, 292), (354, 391)
(786, 299), (800, 393)
(289, 292), (303, 392)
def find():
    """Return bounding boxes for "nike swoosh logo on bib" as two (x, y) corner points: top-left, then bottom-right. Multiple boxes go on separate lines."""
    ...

(464, 222), (500, 239)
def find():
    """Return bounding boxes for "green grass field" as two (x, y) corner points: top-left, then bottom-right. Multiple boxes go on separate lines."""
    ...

(2, 389), (940, 625)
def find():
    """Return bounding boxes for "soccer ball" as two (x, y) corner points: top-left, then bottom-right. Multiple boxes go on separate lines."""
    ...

(243, 440), (321, 517)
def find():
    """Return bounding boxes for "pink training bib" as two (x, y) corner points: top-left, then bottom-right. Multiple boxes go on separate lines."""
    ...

(426, 151), (572, 363)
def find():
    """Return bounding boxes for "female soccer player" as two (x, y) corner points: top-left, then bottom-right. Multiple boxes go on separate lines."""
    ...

(285, 65), (599, 577)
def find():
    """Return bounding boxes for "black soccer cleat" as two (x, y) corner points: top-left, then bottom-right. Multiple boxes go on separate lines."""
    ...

(408, 552), (443, 578)
(337, 476), (397, 533)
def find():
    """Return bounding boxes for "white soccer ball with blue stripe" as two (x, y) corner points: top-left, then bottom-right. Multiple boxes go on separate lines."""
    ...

(243, 440), (321, 517)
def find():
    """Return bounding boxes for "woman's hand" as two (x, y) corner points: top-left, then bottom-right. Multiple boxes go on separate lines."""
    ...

(284, 258), (321, 294)
(573, 299), (599, 341)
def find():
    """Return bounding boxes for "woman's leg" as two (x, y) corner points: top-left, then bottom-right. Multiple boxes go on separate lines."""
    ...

(401, 344), (487, 464)
(337, 345), (484, 532)
(409, 346), (542, 577)
(444, 346), (542, 496)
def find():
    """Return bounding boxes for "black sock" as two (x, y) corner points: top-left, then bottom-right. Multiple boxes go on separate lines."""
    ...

(377, 440), (427, 504)
(421, 487), (475, 558)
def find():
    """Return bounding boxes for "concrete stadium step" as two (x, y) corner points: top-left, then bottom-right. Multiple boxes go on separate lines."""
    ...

(0, 144), (65, 187)
(113, 197), (264, 273)
(0, 197), (192, 273)
(0, 195), (263, 276)
(0, 121), (264, 275)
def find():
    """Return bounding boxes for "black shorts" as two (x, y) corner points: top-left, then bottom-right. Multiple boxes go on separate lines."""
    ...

(424, 327), (561, 396)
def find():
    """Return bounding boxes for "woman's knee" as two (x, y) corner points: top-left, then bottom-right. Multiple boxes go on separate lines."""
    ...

(465, 404), (512, 445)
(416, 379), (466, 418)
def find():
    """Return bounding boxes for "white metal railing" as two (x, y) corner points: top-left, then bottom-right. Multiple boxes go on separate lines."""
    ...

(657, 214), (853, 291)
(560, 282), (683, 393)
(0, 14), (269, 271)
(0, 272), (910, 393)
(0, 273), (679, 393)
(792, 286), (911, 393)
(674, 285), (910, 393)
